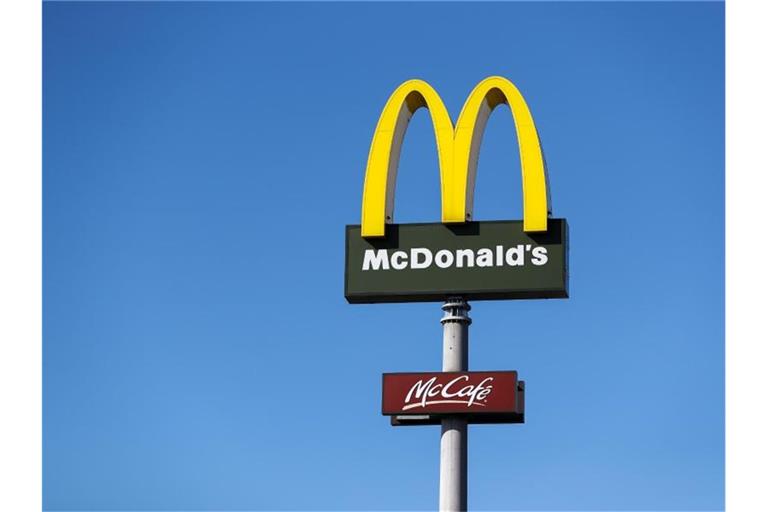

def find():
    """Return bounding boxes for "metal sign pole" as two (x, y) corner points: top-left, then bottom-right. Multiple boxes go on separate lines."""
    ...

(439, 298), (471, 511)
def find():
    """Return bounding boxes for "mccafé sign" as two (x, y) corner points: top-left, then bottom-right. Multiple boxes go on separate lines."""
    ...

(383, 372), (524, 425)
(344, 76), (568, 304)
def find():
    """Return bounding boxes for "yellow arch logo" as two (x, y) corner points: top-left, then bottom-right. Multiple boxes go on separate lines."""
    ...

(361, 76), (551, 238)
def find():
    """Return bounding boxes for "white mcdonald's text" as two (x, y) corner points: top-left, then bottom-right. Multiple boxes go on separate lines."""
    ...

(362, 245), (548, 271)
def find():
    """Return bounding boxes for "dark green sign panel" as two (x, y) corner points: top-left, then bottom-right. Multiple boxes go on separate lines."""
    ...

(345, 219), (569, 303)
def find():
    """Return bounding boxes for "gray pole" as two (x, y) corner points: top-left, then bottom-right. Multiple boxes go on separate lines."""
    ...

(439, 297), (471, 511)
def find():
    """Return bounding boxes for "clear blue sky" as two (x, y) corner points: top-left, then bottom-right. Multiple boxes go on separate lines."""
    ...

(43, 2), (724, 510)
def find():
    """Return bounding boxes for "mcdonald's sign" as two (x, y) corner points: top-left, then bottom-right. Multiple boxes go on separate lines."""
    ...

(345, 77), (569, 303)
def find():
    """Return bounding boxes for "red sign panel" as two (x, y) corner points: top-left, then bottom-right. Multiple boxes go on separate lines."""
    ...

(382, 371), (519, 416)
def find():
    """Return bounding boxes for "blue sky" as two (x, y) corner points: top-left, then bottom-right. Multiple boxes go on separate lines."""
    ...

(43, 2), (724, 510)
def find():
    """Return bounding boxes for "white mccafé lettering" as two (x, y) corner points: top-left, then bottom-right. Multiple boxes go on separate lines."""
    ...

(402, 375), (494, 411)
(361, 245), (548, 271)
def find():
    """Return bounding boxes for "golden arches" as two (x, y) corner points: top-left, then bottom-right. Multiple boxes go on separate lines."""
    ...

(361, 76), (550, 237)
(361, 80), (454, 238)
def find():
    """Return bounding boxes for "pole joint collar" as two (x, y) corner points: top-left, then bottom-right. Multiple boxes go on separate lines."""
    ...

(441, 297), (472, 325)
